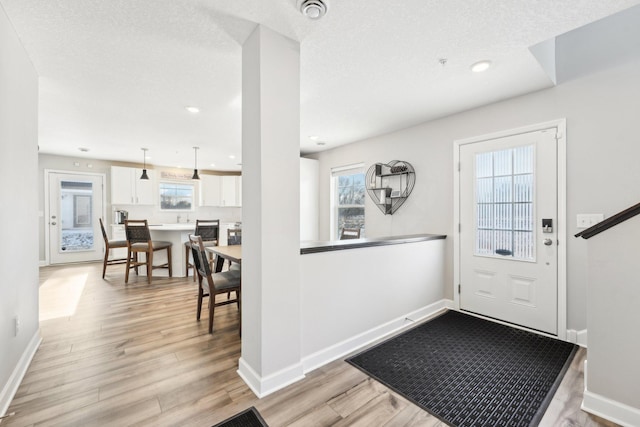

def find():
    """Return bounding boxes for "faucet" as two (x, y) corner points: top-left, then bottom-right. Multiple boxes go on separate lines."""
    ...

(176, 215), (181, 223)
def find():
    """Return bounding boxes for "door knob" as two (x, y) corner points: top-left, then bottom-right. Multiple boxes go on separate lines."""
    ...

(51, 222), (57, 225)
(544, 238), (553, 246)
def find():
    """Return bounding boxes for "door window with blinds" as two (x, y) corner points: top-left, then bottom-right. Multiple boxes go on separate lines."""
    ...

(475, 145), (535, 261)
(331, 164), (365, 239)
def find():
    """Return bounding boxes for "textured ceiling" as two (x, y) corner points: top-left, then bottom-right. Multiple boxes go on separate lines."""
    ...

(1, 0), (639, 170)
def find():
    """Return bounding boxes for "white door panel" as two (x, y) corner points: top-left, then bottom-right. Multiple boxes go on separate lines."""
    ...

(459, 129), (558, 334)
(48, 172), (104, 264)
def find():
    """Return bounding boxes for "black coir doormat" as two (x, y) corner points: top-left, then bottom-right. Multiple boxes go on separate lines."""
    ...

(212, 406), (268, 427)
(347, 311), (577, 427)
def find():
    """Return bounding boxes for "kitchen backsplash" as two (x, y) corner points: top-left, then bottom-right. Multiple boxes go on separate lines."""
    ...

(111, 205), (241, 225)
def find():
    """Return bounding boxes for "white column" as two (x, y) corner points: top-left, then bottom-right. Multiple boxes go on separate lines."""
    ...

(238, 25), (303, 397)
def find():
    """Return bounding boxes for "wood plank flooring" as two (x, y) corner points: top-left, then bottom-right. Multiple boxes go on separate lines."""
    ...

(3, 263), (618, 426)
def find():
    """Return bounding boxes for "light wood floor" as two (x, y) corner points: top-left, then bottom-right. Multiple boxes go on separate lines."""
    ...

(3, 262), (618, 427)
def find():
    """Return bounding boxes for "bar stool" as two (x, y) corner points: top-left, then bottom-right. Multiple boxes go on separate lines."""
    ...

(184, 219), (219, 281)
(99, 218), (128, 278)
(124, 219), (172, 284)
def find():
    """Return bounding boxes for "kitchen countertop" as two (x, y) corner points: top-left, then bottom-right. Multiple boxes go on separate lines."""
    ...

(112, 222), (240, 231)
(148, 223), (196, 231)
(300, 233), (446, 254)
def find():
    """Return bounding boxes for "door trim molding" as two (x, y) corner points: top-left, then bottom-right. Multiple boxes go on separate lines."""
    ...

(44, 169), (107, 265)
(453, 119), (567, 340)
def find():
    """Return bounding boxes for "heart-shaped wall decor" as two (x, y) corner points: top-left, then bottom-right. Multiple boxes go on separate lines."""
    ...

(365, 160), (416, 215)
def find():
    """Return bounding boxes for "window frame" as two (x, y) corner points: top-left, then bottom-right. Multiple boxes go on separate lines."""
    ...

(330, 163), (365, 240)
(158, 181), (196, 212)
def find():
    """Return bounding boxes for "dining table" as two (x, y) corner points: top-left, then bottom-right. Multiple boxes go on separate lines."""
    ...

(206, 245), (242, 273)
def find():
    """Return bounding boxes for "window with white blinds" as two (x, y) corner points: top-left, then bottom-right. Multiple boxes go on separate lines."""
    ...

(475, 146), (535, 261)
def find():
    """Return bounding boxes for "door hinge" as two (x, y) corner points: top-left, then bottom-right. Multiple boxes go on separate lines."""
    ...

(458, 223), (461, 232)
(458, 284), (461, 294)
(457, 162), (461, 171)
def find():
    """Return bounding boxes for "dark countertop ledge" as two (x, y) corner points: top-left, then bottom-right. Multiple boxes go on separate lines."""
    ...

(300, 233), (446, 255)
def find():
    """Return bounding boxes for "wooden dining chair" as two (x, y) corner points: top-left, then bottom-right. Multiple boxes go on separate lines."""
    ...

(225, 227), (242, 271)
(227, 228), (242, 245)
(340, 227), (361, 240)
(189, 234), (241, 334)
(124, 219), (172, 284)
(184, 219), (219, 281)
(99, 218), (128, 278)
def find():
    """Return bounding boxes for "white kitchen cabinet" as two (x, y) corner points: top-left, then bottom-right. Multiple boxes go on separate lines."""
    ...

(111, 166), (155, 205)
(199, 175), (222, 207)
(220, 176), (241, 207)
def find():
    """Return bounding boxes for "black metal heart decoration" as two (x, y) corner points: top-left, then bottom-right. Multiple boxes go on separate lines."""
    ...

(365, 160), (416, 215)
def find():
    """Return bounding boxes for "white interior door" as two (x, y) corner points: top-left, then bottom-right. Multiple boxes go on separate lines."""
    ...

(48, 172), (104, 264)
(459, 128), (558, 334)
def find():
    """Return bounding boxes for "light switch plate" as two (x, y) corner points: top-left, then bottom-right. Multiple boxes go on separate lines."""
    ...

(576, 213), (604, 229)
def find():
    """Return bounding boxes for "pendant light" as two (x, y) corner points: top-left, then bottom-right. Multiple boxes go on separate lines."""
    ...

(140, 148), (149, 180)
(192, 146), (200, 180)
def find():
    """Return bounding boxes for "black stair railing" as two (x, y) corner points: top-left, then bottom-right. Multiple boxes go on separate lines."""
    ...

(575, 201), (640, 239)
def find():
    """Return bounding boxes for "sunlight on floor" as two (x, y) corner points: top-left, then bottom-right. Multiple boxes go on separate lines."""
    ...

(39, 270), (88, 321)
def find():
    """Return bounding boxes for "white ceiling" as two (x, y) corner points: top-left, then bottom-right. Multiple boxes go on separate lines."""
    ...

(2, 0), (639, 171)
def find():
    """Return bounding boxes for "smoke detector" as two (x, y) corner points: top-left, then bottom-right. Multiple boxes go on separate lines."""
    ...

(298, 0), (328, 20)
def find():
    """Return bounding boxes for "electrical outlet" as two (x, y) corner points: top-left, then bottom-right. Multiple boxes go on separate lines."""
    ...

(576, 213), (604, 229)
(14, 316), (20, 336)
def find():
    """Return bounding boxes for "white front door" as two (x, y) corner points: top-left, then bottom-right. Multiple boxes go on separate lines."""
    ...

(459, 128), (558, 334)
(48, 172), (104, 264)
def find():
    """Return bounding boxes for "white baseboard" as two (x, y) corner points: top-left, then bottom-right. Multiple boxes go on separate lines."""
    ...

(582, 388), (640, 427)
(301, 299), (450, 374)
(0, 330), (42, 416)
(581, 360), (640, 426)
(577, 329), (587, 347)
(237, 357), (305, 399)
(566, 329), (588, 347)
(237, 300), (451, 399)
(38, 260), (47, 267)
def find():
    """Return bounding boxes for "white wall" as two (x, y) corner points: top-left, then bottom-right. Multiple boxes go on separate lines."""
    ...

(300, 157), (319, 241)
(239, 25), (303, 397)
(311, 58), (640, 332)
(300, 239), (446, 371)
(0, 4), (40, 413)
(583, 215), (640, 421)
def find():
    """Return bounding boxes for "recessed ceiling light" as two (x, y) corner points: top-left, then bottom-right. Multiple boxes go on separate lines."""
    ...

(210, 163), (216, 167)
(316, 141), (327, 146)
(78, 147), (89, 152)
(185, 106), (200, 113)
(229, 155), (236, 159)
(309, 135), (320, 141)
(470, 60), (492, 73)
